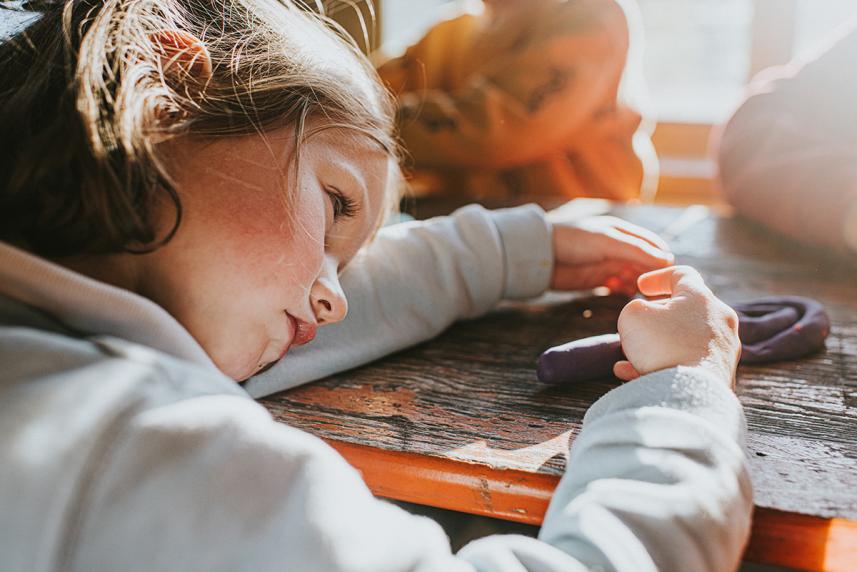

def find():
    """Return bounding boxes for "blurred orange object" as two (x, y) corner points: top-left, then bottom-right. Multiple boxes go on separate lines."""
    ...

(377, 0), (653, 203)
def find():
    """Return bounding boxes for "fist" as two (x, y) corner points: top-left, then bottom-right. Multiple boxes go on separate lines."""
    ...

(613, 266), (741, 387)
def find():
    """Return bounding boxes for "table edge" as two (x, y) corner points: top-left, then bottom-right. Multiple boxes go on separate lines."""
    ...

(326, 439), (857, 572)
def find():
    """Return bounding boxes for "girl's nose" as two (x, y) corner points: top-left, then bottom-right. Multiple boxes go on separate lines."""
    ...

(310, 257), (348, 325)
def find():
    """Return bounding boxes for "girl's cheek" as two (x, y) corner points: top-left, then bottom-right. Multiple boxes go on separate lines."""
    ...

(274, 187), (328, 281)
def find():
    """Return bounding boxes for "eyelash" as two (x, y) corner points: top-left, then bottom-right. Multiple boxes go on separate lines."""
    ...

(325, 187), (358, 222)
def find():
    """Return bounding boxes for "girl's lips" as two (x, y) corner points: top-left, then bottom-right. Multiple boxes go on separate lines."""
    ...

(278, 313), (317, 360)
(292, 317), (317, 346)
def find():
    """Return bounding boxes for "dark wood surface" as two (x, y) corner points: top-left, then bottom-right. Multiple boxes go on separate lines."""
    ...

(261, 203), (857, 565)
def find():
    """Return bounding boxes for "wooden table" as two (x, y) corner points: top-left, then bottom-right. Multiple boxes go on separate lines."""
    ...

(261, 203), (857, 571)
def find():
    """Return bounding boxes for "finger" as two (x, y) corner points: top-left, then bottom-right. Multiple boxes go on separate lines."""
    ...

(612, 261), (676, 296)
(605, 276), (636, 297)
(600, 229), (675, 269)
(611, 219), (672, 252)
(619, 263), (659, 291)
(613, 360), (640, 381)
(637, 265), (709, 298)
(553, 258), (667, 294)
(553, 260), (644, 292)
(607, 267), (644, 297)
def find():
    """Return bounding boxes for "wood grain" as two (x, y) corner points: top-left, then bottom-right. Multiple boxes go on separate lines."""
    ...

(261, 204), (857, 570)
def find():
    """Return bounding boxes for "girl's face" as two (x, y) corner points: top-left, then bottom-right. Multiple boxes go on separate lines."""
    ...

(142, 124), (390, 381)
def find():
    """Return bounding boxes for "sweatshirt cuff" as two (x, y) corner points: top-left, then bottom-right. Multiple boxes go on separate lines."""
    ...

(489, 204), (554, 300)
(583, 366), (747, 446)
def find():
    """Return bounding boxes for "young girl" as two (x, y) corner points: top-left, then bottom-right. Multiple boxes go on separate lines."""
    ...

(0, 1), (750, 571)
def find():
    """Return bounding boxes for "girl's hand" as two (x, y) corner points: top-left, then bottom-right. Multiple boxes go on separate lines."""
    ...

(548, 213), (674, 295)
(613, 266), (741, 387)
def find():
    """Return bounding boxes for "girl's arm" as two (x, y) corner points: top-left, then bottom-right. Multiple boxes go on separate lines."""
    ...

(65, 267), (749, 571)
(244, 203), (554, 398)
(68, 361), (750, 572)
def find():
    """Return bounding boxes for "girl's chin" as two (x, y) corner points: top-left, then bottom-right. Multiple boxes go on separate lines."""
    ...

(219, 362), (251, 382)
(206, 333), (287, 381)
(211, 351), (260, 382)
(227, 349), (285, 381)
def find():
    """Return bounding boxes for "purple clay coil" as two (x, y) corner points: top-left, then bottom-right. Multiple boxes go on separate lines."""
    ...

(736, 305), (800, 345)
(733, 296), (830, 364)
(537, 296), (830, 384)
(537, 333), (623, 384)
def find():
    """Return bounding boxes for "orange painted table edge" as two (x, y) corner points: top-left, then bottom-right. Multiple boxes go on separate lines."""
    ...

(326, 439), (857, 572)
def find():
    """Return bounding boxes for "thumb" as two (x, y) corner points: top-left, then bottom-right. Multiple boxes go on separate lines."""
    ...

(637, 265), (709, 298)
(613, 360), (640, 381)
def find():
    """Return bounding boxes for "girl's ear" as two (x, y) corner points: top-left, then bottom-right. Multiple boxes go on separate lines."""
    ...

(150, 30), (212, 86)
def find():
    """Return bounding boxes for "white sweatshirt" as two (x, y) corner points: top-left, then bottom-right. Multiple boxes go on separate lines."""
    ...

(0, 204), (752, 572)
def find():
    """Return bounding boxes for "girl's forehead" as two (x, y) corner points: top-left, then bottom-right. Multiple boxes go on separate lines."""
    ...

(305, 125), (388, 158)
(307, 129), (392, 188)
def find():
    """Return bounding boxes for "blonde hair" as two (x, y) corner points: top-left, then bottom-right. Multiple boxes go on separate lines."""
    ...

(0, 0), (399, 256)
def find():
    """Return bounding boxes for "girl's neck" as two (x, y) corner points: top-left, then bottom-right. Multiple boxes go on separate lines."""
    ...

(52, 252), (142, 295)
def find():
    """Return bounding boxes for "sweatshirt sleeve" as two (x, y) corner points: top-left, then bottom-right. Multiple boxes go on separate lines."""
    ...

(68, 365), (751, 572)
(530, 366), (752, 572)
(716, 24), (857, 253)
(243, 203), (554, 398)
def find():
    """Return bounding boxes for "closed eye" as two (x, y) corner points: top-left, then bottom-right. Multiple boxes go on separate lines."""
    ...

(325, 186), (358, 222)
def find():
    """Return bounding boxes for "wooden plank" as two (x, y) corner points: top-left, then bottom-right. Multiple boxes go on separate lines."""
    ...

(262, 204), (857, 570)
(745, 509), (857, 572)
(326, 440), (857, 571)
(325, 440), (557, 525)
(652, 121), (714, 158)
(655, 157), (721, 206)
